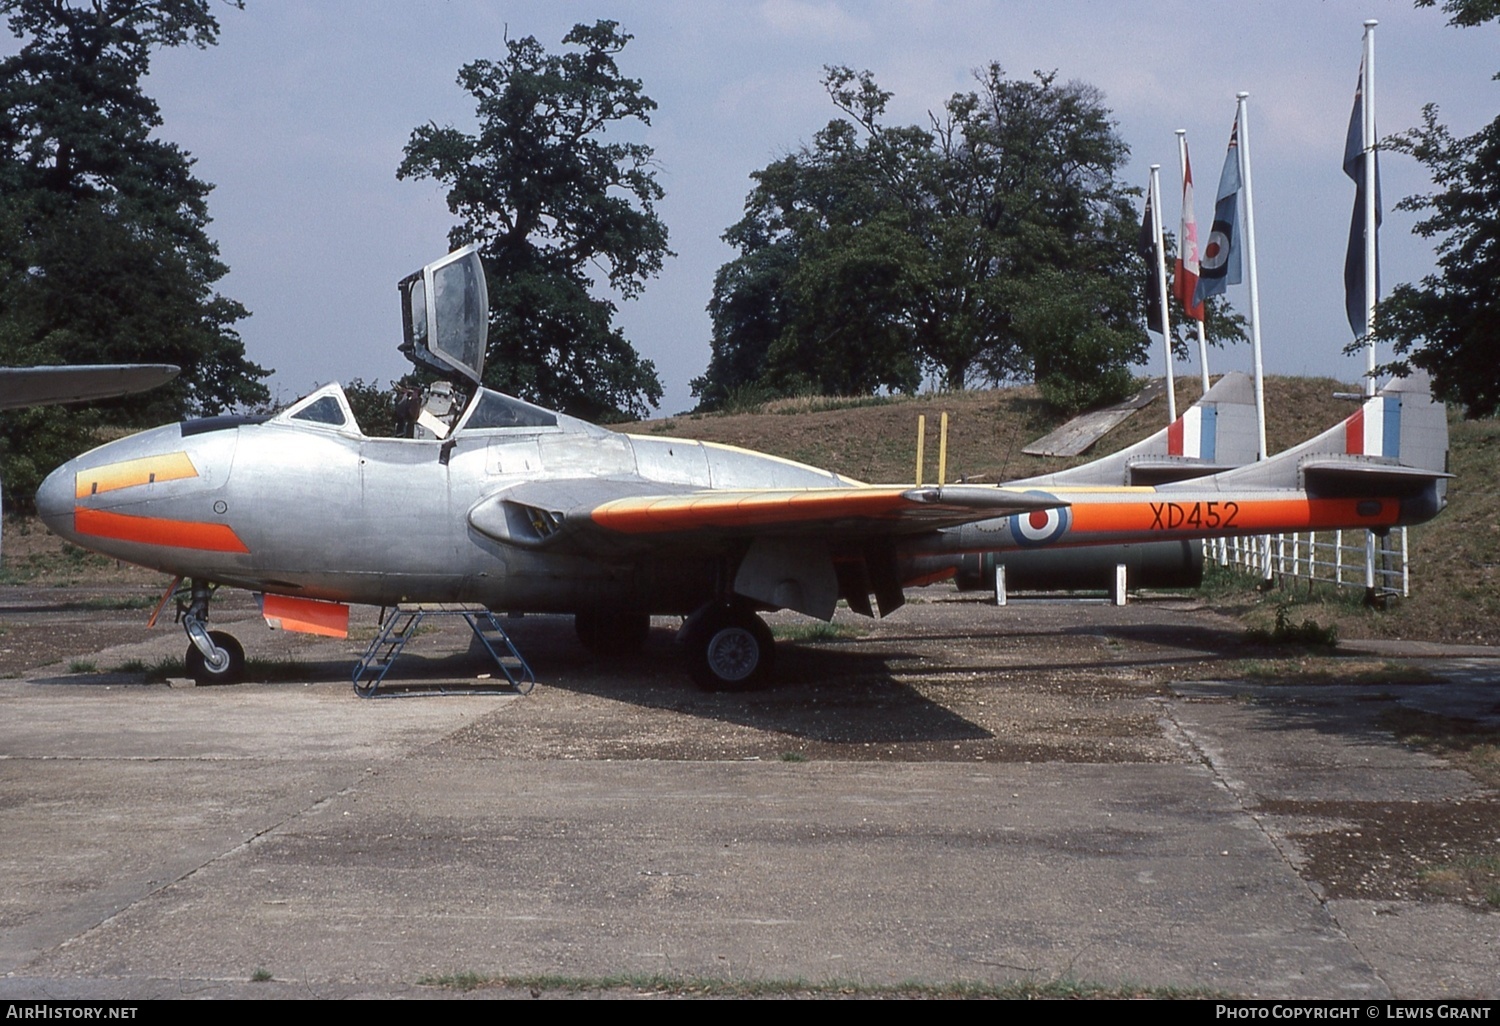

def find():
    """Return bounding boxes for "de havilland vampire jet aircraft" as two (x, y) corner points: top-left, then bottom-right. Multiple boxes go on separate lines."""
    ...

(35, 247), (1451, 689)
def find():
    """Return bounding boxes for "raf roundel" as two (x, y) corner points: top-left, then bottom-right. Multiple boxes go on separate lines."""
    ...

(1009, 493), (1071, 547)
(1201, 225), (1231, 272)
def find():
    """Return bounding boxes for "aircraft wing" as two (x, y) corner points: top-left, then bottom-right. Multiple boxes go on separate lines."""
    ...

(469, 480), (1063, 552)
(0, 364), (179, 410)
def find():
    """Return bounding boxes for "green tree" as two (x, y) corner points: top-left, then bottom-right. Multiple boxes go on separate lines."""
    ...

(0, 0), (269, 507)
(1415, 0), (1500, 27)
(697, 65), (1180, 413)
(1371, 0), (1500, 416)
(398, 20), (668, 422)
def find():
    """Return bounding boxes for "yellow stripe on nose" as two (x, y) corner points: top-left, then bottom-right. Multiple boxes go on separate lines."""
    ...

(75, 452), (198, 499)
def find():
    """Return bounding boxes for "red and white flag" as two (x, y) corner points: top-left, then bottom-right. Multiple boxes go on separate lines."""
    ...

(1174, 146), (1205, 321)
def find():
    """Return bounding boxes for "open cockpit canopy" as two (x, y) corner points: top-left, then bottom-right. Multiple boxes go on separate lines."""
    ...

(397, 244), (488, 387)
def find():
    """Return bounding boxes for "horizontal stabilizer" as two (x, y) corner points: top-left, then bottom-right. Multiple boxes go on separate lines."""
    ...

(1301, 458), (1453, 498)
(1121, 460), (1241, 486)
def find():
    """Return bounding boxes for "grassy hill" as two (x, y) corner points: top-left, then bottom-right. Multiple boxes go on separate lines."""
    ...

(631, 377), (1497, 647)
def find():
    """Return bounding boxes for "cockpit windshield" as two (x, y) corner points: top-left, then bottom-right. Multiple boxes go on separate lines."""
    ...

(274, 383), (362, 435)
(453, 388), (559, 433)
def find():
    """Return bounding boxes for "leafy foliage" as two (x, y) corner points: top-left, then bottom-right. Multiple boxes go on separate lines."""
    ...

(1244, 605), (1340, 649)
(1374, 109), (1500, 416)
(1371, 3), (1500, 416)
(1415, 0), (1500, 30)
(697, 66), (1203, 414)
(342, 377), (411, 439)
(398, 21), (668, 422)
(0, 0), (269, 508)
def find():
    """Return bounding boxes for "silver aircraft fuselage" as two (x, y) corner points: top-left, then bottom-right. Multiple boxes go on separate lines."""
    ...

(38, 371), (1450, 622)
(33, 372), (1451, 690)
(37, 385), (863, 615)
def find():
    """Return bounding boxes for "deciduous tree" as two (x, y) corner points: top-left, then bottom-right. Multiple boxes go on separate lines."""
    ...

(0, 0), (269, 506)
(399, 21), (668, 422)
(697, 65), (1189, 413)
(1371, 0), (1500, 416)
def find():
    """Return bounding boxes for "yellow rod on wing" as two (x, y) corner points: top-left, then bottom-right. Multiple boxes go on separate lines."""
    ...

(938, 412), (949, 486)
(915, 415), (926, 487)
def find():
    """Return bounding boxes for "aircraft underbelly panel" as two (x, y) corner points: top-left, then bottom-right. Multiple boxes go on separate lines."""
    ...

(462, 547), (719, 615)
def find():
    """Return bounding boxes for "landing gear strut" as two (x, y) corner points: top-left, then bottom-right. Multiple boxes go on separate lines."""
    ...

(178, 580), (245, 685)
(681, 602), (775, 691)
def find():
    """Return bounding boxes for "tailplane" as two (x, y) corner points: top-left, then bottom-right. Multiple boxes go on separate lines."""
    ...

(1176, 373), (1449, 522)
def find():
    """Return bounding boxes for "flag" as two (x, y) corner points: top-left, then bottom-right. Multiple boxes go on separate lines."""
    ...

(1174, 146), (1205, 321)
(1343, 61), (1382, 337)
(1193, 120), (1242, 308)
(1138, 184), (1164, 333)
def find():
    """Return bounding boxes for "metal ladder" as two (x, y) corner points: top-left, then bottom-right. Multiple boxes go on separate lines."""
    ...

(352, 605), (535, 697)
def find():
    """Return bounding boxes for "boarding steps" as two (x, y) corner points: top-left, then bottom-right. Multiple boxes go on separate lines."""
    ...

(352, 604), (535, 697)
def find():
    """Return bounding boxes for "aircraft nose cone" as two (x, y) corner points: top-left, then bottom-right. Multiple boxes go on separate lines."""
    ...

(36, 462), (76, 538)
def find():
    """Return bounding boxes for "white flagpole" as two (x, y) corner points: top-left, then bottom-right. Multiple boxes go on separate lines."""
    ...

(1236, 93), (1267, 462)
(1176, 129), (1211, 393)
(1363, 20), (1379, 396)
(1362, 20), (1380, 598)
(1150, 164), (1177, 422)
(1237, 92), (1273, 584)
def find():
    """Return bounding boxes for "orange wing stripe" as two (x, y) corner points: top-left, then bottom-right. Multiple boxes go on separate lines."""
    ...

(591, 489), (915, 534)
(75, 452), (198, 499)
(73, 507), (249, 553)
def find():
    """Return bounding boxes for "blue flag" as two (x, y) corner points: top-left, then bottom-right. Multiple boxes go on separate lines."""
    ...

(1343, 64), (1382, 337)
(1193, 121), (1242, 308)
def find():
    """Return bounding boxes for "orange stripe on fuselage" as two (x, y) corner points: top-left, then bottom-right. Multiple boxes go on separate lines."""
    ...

(73, 507), (249, 553)
(1065, 496), (1397, 537)
(75, 452), (198, 499)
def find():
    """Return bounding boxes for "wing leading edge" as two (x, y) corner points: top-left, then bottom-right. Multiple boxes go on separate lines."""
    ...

(468, 483), (1065, 621)
(469, 482), (1064, 551)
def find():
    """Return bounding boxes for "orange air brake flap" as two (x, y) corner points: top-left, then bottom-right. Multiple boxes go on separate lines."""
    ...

(259, 594), (350, 638)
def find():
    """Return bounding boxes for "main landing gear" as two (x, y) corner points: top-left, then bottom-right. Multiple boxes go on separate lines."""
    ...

(178, 580), (246, 685)
(680, 601), (775, 691)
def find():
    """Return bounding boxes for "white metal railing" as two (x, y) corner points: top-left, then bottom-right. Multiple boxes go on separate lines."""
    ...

(1213, 528), (1408, 597)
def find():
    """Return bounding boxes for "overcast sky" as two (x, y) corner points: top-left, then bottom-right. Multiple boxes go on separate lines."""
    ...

(15, 1), (1499, 415)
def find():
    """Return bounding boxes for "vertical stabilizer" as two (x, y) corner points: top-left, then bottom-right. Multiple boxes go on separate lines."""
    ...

(1185, 372), (1448, 495)
(1017, 372), (1259, 487)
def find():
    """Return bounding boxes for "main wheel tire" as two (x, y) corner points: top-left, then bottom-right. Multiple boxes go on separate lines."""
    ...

(574, 611), (651, 655)
(688, 606), (774, 691)
(185, 630), (246, 685)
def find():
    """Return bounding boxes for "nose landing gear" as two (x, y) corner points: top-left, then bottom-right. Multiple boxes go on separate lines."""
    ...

(178, 580), (246, 685)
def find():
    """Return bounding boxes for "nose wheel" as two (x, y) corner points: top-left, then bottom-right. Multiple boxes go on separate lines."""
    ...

(177, 579), (246, 685)
(185, 630), (245, 685)
(682, 602), (775, 691)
